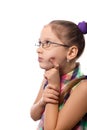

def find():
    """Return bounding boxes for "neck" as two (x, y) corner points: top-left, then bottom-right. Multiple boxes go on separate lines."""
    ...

(60, 61), (77, 76)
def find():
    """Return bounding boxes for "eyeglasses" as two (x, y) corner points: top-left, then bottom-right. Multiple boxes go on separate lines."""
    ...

(35, 40), (70, 49)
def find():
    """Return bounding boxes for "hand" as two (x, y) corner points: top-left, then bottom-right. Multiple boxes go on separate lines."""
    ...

(40, 84), (60, 106)
(44, 58), (60, 89)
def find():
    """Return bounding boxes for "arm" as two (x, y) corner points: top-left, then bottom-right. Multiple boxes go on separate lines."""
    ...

(44, 80), (87, 130)
(30, 79), (46, 121)
(30, 78), (59, 121)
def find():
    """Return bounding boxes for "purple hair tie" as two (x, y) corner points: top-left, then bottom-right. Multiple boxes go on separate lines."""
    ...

(78, 21), (87, 34)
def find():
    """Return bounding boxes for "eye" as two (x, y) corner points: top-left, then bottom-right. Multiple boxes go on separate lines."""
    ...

(43, 40), (51, 48)
(37, 40), (52, 48)
(45, 40), (51, 44)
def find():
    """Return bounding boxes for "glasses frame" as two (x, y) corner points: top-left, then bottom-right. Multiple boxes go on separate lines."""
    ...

(35, 40), (70, 49)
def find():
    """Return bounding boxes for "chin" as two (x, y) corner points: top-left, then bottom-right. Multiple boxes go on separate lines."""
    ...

(39, 61), (53, 70)
(40, 66), (47, 70)
(39, 64), (51, 70)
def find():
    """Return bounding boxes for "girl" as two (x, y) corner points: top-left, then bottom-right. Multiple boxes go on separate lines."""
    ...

(30, 20), (87, 130)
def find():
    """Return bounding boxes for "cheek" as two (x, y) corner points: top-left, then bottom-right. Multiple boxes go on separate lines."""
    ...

(44, 52), (56, 64)
(39, 52), (55, 69)
(55, 53), (67, 68)
(42, 49), (67, 69)
(51, 50), (67, 65)
(44, 55), (54, 67)
(45, 50), (57, 59)
(44, 53), (58, 69)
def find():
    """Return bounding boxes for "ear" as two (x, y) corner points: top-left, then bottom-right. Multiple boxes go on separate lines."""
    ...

(67, 46), (78, 60)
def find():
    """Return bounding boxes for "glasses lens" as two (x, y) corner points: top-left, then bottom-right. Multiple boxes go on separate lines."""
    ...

(42, 41), (51, 48)
(35, 41), (51, 48)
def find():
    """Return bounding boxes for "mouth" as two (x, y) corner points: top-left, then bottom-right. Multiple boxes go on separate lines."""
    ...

(38, 57), (43, 62)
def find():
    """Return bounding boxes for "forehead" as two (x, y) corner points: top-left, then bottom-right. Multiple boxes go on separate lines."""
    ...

(40, 25), (58, 41)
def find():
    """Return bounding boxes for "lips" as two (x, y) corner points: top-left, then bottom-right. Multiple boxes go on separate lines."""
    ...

(38, 57), (43, 62)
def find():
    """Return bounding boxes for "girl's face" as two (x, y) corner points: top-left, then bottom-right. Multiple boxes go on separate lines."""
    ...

(36, 25), (69, 71)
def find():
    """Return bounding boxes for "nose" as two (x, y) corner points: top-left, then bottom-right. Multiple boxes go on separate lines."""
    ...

(36, 46), (43, 53)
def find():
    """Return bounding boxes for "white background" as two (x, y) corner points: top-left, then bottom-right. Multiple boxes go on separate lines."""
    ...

(0, 0), (87, 130)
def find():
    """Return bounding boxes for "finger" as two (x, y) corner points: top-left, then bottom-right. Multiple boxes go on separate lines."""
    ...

(45, 98), (59, 104)
(47, 93), (59, 100)
(49, 58), (59, 69)
(47, 85), (59, 94)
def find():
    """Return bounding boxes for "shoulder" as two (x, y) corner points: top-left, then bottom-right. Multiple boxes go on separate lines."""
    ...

(71, 79), (87, 98)
(78, 79), (87, 92)
(72, 78), (87, 91)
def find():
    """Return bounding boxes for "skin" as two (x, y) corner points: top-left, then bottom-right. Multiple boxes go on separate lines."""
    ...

(30, 25), (87, 130)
